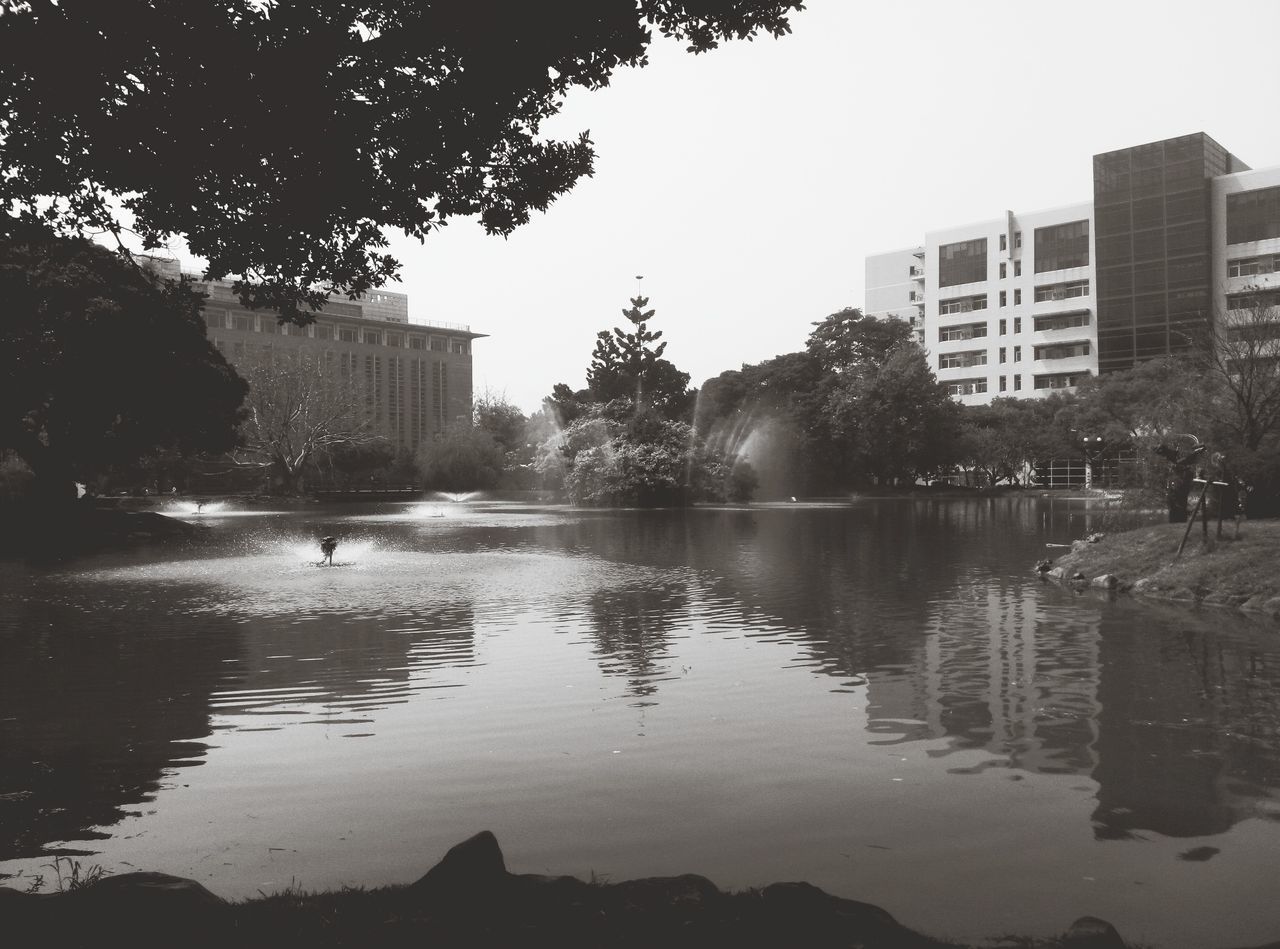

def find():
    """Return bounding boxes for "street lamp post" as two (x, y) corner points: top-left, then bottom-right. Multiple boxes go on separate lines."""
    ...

(1082, 435), (1105, 490)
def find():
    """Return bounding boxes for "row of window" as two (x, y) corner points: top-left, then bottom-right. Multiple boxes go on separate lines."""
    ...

(1228, 254), (1280, 278)
(937, 313), (1093, 340)
(1034, 372), (1089, 390)
(938, 322), (986, 342)
(944, 371), (1090, 397)
(1034, 220), (1091, 273)
(1227, 290), (1280, 311)
(936, 283), (1091, 313)
(938, 294), (988, 314)
(1226, 186), (1280, 244)
(944, 378), (987, 396)
(939, 350), (987, 369)
(937, 221), (1090, 289)
(206, 310), (470, 354)
(1033, 341), (1091, 361)
(1033, 280), (1090, 302)
(1034, 311), (1090, 332)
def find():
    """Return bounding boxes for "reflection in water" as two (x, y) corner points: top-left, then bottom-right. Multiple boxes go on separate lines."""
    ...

(0, 500), (1279, 948)
(1092, 605), (1280, 839)
(0, 592), (240, 859)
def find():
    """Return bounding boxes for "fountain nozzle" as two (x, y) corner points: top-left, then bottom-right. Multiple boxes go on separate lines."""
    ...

(320, 536), (338, 565)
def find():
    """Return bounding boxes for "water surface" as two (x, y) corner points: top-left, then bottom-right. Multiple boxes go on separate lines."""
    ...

(1, 498), (1278, 947)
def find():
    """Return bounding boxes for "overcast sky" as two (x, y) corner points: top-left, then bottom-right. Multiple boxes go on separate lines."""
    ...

(185, 1), (1280, 414)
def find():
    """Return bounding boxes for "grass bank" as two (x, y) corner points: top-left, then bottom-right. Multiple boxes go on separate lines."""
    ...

(1045, 518), (1280, 617)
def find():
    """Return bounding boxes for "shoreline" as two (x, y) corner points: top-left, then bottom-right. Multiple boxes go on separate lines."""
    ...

(1039, 519), (1280, 620)
(0, 831), (1230, 949)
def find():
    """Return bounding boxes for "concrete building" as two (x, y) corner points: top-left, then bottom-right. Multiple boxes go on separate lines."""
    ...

(866, 132), (1279, 405)
(144, 259), (484, 452)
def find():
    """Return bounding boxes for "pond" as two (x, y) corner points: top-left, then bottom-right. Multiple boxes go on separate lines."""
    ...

(1, 497), (1278, 947)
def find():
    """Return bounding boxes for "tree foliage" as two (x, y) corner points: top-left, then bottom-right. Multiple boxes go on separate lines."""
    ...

(548, 405), (741, 507)
(0, 1), (801, 315)
(585, 295), (693, 419)
(416, 423), (505, 493)
(696, 309), (953, 492)
(0, 230), (246, 499)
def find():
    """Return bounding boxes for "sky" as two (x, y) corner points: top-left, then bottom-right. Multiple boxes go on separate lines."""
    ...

(188, 1), (1280, 414)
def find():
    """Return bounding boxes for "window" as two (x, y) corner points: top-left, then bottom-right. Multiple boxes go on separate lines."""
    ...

(1014, 231), (1022, 249)
(1013, 345), (1021, 361)
(1034, 341), (1091, 360)
(232, 313), (253, 332)
(203, 309), (226, 329)
(999, 318), (1007, 335)
(1034, 372), (1089, 390)
(430, 336), (447, 351)
(938, 322), (987, 342)
(259, 319), (280, 334)
(1227, 290), (1280, 310)
(1000, 234), (1008, 251)
(315, 324), (334, 340)
(1227, 186), (1280, 244)
(1014, 317), (1021, 333)
(999, 347), (1007, 363)
(363, 330), (382, 345)
(409, 335), (426, 350)
(1014, 260), (1022, 277)
(944, 378), (988, 397)
(938, 294), (988, 314)
(999, 376), (1007, 392)
(1227, 255), (1280, 277)
(1034, 311), (1091, 331)
(999, 262), (1007, 279)
(938, 238), (988, 287)
(387, 332), (404, 348)
(1013, 375), (1022, 391)
(938, 350), (987, 369)
(450, 339), (468, 354)
(339, 327), (358, 342)
(1033, 219), (1090, 272)
(1034, 279), (1090, 302)
(1014, 288), (1022, 305)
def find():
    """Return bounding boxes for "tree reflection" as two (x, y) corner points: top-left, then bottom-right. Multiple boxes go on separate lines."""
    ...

(0, 596), (240, 860)
(0, 578), (478, 862)
(586, 581), (686, 701)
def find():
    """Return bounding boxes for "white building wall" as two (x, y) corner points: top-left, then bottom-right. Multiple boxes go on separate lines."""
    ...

(913, 201), (1096, 406)
(1211, 166), (1280, 314)
(865, 247), (926, 343)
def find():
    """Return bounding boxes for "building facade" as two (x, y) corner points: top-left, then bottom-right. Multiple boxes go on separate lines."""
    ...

(866, 132), (1279, 405)
(145, 258), (484, 452)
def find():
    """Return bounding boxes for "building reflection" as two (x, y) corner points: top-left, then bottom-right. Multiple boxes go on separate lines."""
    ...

(1090, 608), (1280, 839)
(557, 501), (1280, 843)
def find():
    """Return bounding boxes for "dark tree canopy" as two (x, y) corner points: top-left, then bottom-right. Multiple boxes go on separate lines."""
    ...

(0, 1), (802, 316)
(0, 231), (247, 498)
(805, 307), (913, 374)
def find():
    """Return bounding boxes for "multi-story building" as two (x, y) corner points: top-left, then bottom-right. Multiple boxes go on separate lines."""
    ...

(145, 258), (484, 451)
(866, 132), (1279, 405)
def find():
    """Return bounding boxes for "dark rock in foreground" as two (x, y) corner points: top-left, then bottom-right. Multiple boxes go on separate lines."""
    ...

(2, 831), (1272, 948)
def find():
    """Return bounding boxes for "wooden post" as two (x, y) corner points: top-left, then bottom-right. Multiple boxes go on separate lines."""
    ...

(1175, 478), (1211, 560)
